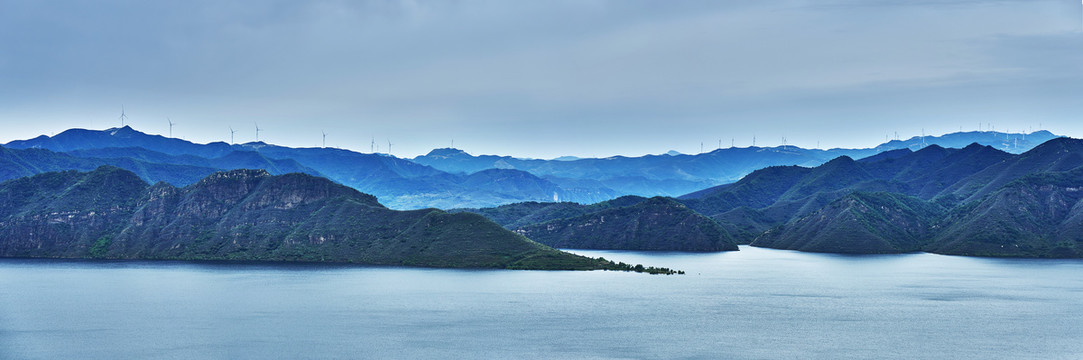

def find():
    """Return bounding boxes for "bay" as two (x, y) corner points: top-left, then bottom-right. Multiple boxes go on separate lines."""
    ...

(2, 246), (1082, 359)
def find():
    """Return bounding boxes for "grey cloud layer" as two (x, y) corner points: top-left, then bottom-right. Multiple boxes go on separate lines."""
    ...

(0, 0), (1078, 157)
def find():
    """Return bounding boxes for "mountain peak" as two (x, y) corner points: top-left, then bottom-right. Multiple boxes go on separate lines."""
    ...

(917, 143), (946, 151)
(822, 155), (855, 165)
(1021, 136), (1080, 157)
(194, 169), (272, 188)
(106, 125), (143, 136)
(424, 148), (469, 157)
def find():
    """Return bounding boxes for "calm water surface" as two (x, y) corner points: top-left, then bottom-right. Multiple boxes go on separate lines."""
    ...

(2, 246), (1082, 359)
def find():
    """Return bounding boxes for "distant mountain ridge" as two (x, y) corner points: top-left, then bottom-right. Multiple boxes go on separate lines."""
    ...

(2, 127), (615, 209)
(414, 130), (1059, 200)
(2, 126), (1062, 210)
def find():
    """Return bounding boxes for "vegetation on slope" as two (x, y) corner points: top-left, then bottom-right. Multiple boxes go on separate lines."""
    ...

(928, 168), (1083, 257)
(515, 197), (739, 252)
(0, 167), (679, 271)
(753, 192), (944, 254)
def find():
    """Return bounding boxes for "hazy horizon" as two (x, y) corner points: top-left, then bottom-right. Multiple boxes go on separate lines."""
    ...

(1, 0), (1080, 158)
(2, 124), (1061, 160)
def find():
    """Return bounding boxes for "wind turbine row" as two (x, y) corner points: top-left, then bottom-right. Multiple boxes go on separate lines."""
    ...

(113, 105), (455, 158)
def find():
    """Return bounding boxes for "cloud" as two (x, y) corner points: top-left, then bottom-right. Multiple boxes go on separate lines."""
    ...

(0, 0), (1079, 157)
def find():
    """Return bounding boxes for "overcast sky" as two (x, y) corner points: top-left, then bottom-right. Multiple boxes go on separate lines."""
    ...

(1, 0), (1080, 158)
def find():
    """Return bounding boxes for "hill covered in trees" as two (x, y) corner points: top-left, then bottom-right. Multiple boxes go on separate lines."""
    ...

(679, 138), (1083, 257)
(0, 166), (668, 271)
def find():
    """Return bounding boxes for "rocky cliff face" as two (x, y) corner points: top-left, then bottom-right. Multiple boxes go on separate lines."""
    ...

(0, 167), (608, 269)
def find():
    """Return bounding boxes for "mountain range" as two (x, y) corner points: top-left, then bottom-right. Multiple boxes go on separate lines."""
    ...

(3, 126), (1056, 210)
(3, 125), (1079, 258)
(459, 137), (1083, 257)
(0, 166), (679, 271)
(682, 138), (1083, 256)
(414, 130), (1054, 197)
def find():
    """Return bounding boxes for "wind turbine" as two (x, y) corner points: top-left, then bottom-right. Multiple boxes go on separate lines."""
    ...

(254, 122), (263, 142)
(119, 106), (128, 127)
(229, 126), (237, 144)
(387, 139), (392, 156)
(371, 137), (375, 153)
(167, 118), (175, 138)
(322, 130), (327, 148)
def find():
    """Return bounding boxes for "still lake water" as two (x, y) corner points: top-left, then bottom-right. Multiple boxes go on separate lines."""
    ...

(2, 246), (1082, 359)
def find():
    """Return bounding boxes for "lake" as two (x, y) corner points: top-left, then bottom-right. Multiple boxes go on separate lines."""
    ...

(2, 246), (1082, 359)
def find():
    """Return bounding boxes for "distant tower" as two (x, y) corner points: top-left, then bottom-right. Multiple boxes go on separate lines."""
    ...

(322, 130), (327, 148)
(753, 134), (756, 147)
(119, 106), (128, 127)
(387, 139), (392, 156)
(371, 137), (375, 153)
